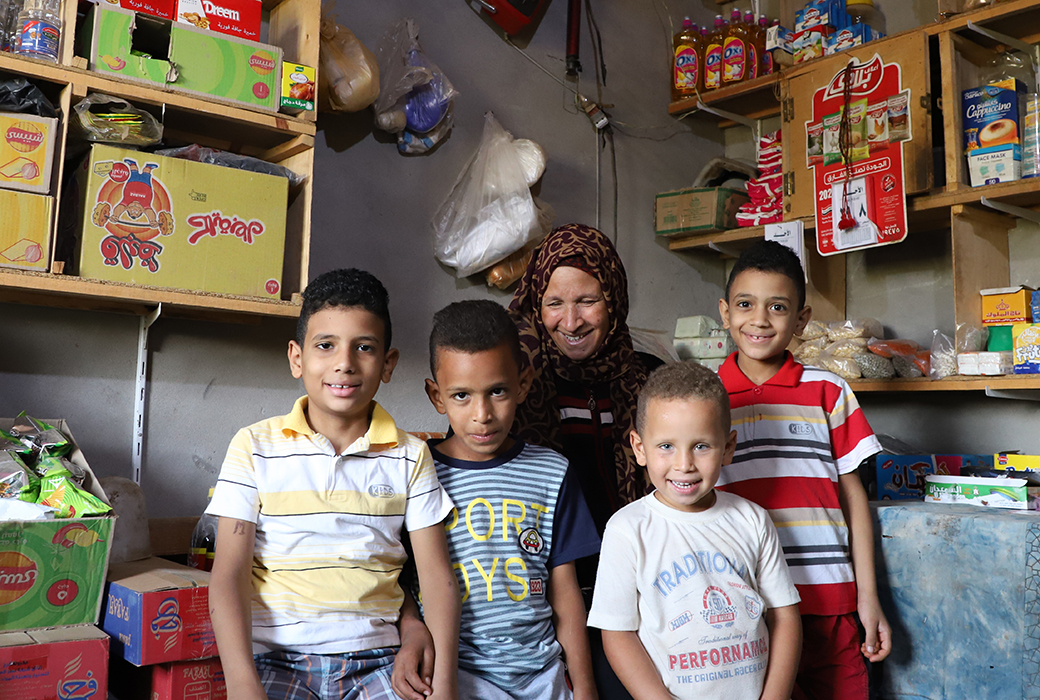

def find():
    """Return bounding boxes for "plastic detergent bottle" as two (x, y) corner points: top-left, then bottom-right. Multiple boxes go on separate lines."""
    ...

(704, 14), (725, 91)
(188, 488), (218, 572)
(723, 8), (750, 85)
(758, 16), (772, 75)
(14, 0), (60, 62)
(744, 11), (760, 80)
(672, 17), (703, 101)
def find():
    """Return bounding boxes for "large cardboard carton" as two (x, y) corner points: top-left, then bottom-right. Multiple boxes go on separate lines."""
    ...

(116, 0), (176, 20)
(0, 418), (114, 632)
(72, 144), (287, 298)
(0, 624), (109, 699)
(0, 190), (52, 271)
(83, 5), (281, 112)
(101, 557), (216, 666)
(111, 656), (226, 700)
(654, 187), (749, 237)
(176, 0), (261, 40)
(0, 111), (58, 195)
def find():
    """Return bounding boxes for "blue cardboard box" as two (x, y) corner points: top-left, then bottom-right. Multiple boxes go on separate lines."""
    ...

(876, 455), (991, 500)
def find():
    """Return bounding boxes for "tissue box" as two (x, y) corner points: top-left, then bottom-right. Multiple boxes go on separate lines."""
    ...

(674, 315), (719, 338)
(968, 144), (1021, 187)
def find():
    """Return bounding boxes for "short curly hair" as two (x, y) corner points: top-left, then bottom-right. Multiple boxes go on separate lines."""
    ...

(429, 300), (523, 377)
(296, 269), (392, 349)
(725, 240), (806, 310)
(636, 361), (731, 434)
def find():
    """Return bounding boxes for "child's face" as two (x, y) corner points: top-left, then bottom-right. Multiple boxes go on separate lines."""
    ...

(287, 306), (398, 430)
(425, 343), (533, 462)
(719, 269), (811, 372)
(631, 397), (736, 514)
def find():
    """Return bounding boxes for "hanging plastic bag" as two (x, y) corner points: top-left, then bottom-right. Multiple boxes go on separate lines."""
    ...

(317, 3), (379, 113)
(71, 94), (163, 146)
(432, 112), (552, 278)
(373, 18), (458, 149)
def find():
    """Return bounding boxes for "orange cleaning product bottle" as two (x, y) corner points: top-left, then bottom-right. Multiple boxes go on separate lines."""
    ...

(704, 14), (725, 91)
(744, 11), (760, 80)
(723, 8), (751, 85)
(671, 17), (703, 101)
(758, 15), (772, 75)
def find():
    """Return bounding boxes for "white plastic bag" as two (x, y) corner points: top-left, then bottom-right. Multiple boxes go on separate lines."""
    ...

(432, 112), (552, 278)
(930, 329), (957, 380)
(318, 3), (379, 112)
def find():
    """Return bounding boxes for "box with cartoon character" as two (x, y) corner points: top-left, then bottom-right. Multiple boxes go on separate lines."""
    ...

(71, 144), (287, 299)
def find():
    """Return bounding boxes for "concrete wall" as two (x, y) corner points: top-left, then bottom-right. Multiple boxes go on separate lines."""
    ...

(0, 1), (728, 518)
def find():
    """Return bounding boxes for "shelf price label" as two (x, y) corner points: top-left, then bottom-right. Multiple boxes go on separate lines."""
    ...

(807, 53), (910, 256)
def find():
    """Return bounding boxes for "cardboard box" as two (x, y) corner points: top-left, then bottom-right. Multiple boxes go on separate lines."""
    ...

(1012, 323), (1040, 374)
(654, 187), (749, 237)
(877, 455), (961, 501)
(963, 79), (1026, 157)
(117, 0), (176, 20)
(0, 112), (58, 195)
(83, 5), (281, 112)
(981, 286), (1034, 325)
(111, 656), (226, 700)
(176, 0), (261, 40)
(673, 335), (734, 360)
(968, 144), (1021, 187)
(0, 624), (109, 699)
(0, 418), (114, 632)
(72, 144), (287, 299)
(101, 557), (216, 666)
(280, 62), (316, 114)
(979, 350), (1013, 375)
(0, 190), (52, 271)
(674, 315), (720, 339)
(996, 453), (1040, 471)
(925, 474), (1037, 510)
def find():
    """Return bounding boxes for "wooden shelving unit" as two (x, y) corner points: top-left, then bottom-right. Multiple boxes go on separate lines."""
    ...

(668, 73), (782, 122)
(851, 375), (1040, 392)
(667, 217), (815, 253)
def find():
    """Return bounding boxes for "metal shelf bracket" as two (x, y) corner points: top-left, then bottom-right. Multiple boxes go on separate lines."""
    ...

(133, 304), (162, 485)
(984, 386), (1040, 401)
(979, 195), (1040, 224)
(965, 20), (1040, 92)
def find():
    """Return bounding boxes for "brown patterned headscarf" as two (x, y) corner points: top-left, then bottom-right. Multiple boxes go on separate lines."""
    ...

(508, 223), (650, 507)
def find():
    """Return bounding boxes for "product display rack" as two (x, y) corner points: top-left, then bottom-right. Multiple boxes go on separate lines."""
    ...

(668, 0), (1040, 393)
(0, 0), (319, 321)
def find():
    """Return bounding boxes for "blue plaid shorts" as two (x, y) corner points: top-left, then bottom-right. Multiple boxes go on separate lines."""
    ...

(254, 647), (398, 700)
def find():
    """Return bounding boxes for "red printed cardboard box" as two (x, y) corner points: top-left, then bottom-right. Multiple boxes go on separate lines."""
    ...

(111, 656), (226, 700)
(0, 624), (109, 699)
(113, 0), (177, 20)
(176, 0), (261, 40)
(100, 557), (216, 666)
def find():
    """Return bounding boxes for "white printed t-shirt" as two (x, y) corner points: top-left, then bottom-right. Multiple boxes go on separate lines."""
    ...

(588, 491), (799, 700)
(206, 397), (453, 655)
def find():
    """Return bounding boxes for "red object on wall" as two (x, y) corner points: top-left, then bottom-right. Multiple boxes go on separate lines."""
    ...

(474, 0), (548, 36)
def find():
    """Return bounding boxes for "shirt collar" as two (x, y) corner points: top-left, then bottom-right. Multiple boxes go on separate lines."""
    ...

(719, 351), (802, 392)
(279, 396), (400, 450)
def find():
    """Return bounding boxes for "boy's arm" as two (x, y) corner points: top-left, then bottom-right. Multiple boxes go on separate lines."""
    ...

(601, 630), (673, 700)
(547, 562), (598, 700)
(838, 470), (892, 662)
(209, 516), (267, 700)
(759, 604), (801, 700)
(408, 523), (460, 700)
(392, 589), (435, 700)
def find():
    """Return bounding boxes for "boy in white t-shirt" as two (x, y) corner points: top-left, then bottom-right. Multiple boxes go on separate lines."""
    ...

(587, 361), (801, 700)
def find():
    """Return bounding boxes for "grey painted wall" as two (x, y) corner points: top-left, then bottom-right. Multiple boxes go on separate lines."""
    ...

(0, 0), (728, 518)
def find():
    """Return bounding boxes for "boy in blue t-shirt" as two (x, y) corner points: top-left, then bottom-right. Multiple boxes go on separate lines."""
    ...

(400, 299), (601, 700)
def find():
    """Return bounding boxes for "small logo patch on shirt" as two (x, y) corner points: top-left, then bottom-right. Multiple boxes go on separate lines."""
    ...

(788, 423), (813, 435)
(368, 484), (395, 498)
(519, 527), (544, 554)
(530, 578), (544, 595)
(744, 595), (762, 620)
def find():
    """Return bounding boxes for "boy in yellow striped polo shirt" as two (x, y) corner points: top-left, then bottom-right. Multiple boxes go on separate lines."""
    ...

(208, 269), (461, 700)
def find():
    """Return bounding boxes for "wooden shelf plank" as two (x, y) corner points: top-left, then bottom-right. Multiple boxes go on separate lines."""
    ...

(0, 269), (302, 319)
(851, 375), (1040, 392)
(932, 0), (1040, 38)
(910, 177), (1040, 213)
(668, 73), (781, 120)
(667, 217), (815, 252)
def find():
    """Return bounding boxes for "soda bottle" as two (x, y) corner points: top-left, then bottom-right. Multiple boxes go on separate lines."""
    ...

(188, 488), (218, 572)
(704, 15), (725, 91)
(744, 11), (759, 80)
(14, 0), (60, 62)
(723, 8), (751, 85)
(672, 17), (703, 101)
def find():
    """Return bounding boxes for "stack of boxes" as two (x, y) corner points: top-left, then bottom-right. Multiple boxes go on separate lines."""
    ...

(956, 286), (1040, 376)
(790, 0), (884, 64)
(101, 556), (225, 699)
(0, 418), (115, 698)
(672, 315), (734, 372)
(737, 130), (783, 227)
(962, 79), (1027, 187)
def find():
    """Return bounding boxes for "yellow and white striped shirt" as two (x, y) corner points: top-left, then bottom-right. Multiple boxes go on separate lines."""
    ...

(207, 397), (453, 654)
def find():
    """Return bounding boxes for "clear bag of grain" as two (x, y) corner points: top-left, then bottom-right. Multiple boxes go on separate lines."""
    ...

(828, 318), (883, 341)
(799, 319), (830, 341)
(793, 337), (829, 364)
(854, 353), (895, 379)
(819, 346), (862, 380)
(930, 330), (957, 380)
(825, 338), (870, 358)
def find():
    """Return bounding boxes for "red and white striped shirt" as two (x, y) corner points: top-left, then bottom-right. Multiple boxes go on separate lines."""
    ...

(715, 352), (881, 616)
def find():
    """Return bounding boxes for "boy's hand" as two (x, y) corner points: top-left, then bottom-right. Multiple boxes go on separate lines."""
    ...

(392, 607), (435, 700)
(858, 594), (892, 662)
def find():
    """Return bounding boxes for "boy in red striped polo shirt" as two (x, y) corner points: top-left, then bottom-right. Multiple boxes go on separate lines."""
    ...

(715, 240), (891, 700)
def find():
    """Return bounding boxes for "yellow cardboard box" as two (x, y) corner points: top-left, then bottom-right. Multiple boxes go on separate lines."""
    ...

(0, 112), (58, 195)
(73, 145), (287, 298)
(0, 189), (52, 270)
(981, 286), (1034, 325)
(1012, 323), (1040, 374)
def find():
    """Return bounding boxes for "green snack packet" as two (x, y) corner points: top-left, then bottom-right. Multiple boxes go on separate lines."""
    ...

(11, 413), (72, 459)
(0, 451), (40, 503)
(0, 430), (34, 462)
(37, 475), (111, 518)
(35, 454), (86, 485)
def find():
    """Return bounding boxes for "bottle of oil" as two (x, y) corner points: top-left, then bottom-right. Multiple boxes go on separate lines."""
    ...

(723, 8), (751, 85)
(704, 14), (725, 91)
(672, 17), (703, 101)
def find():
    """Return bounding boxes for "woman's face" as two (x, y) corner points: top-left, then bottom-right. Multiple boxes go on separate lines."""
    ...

(540, 266), (610, 362)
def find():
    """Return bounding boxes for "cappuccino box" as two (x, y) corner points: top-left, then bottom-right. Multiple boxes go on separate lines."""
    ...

(176, 0), (262, 40)
(72, 144), (287, 299)
(83, 4), (281, 112)
(112, 656), (226, 700)
(0, 111), (57, 195)
(0, 190), (53, 271)
(0, 418), (114, 633)
(0, 624), (109, 699)
(962, 78), (1026, 158)
(101, 557), (216, 666)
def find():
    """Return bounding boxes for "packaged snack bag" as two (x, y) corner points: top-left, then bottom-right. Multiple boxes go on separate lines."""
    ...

(0, 451), (39, 502)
